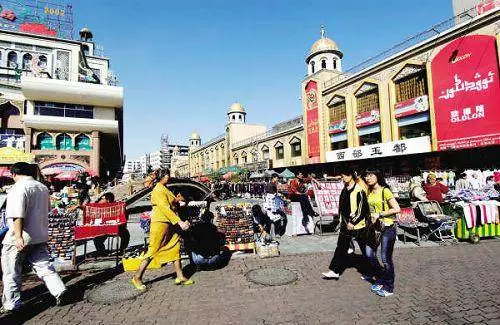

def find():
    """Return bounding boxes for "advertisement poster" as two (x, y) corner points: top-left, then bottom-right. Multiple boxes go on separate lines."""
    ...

(312, 181), (343, 216)
(431, 35), (500, 150)
(355, 110), (380, 128)
(394, 95), (429, 119)
(305, 81), (320, 163)
(329, 118), (347, 134)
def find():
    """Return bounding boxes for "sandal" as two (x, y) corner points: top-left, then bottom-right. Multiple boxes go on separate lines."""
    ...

(131, 278), (146, 291)
(174, 278), (195, 286)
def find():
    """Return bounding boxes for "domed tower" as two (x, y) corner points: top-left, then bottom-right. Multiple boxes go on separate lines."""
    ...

(227, 102), (246, 124)
(189, 132), (201, 148)
(306, 25), (343, 76)
(79, 27), (94, 56)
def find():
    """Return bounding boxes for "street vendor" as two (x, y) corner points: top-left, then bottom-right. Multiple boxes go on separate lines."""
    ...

(423, 173), (449, 203)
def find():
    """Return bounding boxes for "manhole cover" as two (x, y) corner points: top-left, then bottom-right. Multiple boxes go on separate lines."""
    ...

(87, 279), (145, 304)
(246, 267), (298, 286)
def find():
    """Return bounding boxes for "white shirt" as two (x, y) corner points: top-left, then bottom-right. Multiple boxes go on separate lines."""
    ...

(2, 176), (51, 246)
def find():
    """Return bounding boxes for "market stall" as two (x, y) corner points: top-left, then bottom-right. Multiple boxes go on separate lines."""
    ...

(215, 204), (255, 252)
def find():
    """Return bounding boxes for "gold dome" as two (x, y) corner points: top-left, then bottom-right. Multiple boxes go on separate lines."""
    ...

(190, 132), (201, 140)
(228, 102), (245, 114)
(310, 37), (339, 54)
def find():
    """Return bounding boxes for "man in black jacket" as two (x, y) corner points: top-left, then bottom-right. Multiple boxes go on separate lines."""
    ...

(322, 168), (371, 280)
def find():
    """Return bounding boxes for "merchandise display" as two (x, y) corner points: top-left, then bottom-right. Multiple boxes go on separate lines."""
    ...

(47, 209), (77, 264)
(386, 175), (411, 199)
(216, 204), (254, 247)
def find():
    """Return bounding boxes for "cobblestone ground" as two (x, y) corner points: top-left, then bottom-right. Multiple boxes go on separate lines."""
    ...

(4, 240), (500, 325)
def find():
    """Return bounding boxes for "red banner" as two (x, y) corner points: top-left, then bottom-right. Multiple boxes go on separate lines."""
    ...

(394, 95), (429, 119)
(431, 35), (500, 151)
(355, 110), (380, 128)
(305, 81), (320, 162)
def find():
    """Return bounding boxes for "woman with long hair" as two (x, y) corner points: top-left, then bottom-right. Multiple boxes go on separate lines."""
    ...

(132, 168), (193, 290)
(363, 169), (400, 297)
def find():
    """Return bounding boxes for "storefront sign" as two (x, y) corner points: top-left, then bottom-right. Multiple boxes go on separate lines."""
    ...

(355, 110), (380, 128)
(0, 147), (33, 164)
(431, 35), (500, 151)
(394, 95), (429, 119)
(305, 81), (320, 163)
(325, 136), (431, 162)
(42, 163), (85, 172)
(328, 118), (347, 134)
(476, 0), (499, 14)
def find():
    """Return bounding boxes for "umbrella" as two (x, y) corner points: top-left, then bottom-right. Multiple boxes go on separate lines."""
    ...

(280, 168), (295, 179)
(199, 176), (210, 182)
(41, 167), (61, 176)
(222, 172), (233, 180)
(54, 171), (80, 181)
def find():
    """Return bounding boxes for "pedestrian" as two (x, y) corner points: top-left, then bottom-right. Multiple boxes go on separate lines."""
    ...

(363, 169), (401, 297)
(322, 168), (371, 280)
(423, 173), (449, 203)
(264, 173), (287, 237)
(288, 172), (318, 228)
(1, 162), (67, 314)
(131, 168), (193, 290)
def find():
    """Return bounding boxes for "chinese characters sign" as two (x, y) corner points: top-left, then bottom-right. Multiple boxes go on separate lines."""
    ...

(312, 181), (343, 216)
(328, 118), (347, 134)
(431, 35), (500, 151)
(305, 81), (320, 163)
(355, 110), (380, 128)
(0, 1), (73, 39)
(394, 95), (429, 119)
(325, 136), (431, 162)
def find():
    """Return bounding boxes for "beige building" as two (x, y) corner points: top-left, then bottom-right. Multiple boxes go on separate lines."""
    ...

(188, 103), (305, 176)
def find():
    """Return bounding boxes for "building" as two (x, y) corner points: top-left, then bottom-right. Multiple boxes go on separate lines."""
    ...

(171, 146), (190, 177)
(301, 6), (499, 171)
(123, 159), (141, 174)
(188, 102), (305, 176)
(0, 1), (123, 178)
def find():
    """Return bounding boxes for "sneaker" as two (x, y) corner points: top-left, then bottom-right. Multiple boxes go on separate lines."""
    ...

(0, 306), (13, 315)
(361, 275), (374, 283)
(321, 271), (340, 279)
(347, 247), (354, 254)
(375, 289), (394, 297)
(56, 289), (68, 306)
(371, 284), (383, 291)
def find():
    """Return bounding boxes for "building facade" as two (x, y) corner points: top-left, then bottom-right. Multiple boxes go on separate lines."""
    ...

(301, 6), (500, 168)
(188, 103), (305, 176)
(0, 5), (123, 178)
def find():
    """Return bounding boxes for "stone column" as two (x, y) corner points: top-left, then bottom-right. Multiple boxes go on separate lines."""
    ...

(24, 127), (32, 153)
(91, 131), (100, 176)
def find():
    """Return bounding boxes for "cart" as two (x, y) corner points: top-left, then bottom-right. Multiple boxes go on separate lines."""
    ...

(413, 201), (456, 242)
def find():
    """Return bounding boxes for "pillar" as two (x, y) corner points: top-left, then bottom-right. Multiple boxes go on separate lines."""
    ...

(91, 131), (100, 176)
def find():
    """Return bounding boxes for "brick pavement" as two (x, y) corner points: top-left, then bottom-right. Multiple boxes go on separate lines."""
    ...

(3, 240), (500, 325)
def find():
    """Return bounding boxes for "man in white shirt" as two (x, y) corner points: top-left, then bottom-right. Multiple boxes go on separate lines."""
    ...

(1, 162), (67, 314)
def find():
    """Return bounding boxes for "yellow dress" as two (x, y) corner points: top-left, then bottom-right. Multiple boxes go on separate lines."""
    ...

(143, 183), (182, 263)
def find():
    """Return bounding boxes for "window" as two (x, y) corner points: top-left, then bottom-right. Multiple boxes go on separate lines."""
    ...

(82, 44), (89, 55)
(235, 157), (239, 165)
(22, 53), (32, 70)
(275, 142), (284, 160)
(34, 101), (93, 119)
(321, 60), (326, 69)
(329, 100), (346, 122)
(395, 71), (427, 103)
(291, 143), (301, 157)
(262, 146), (269, 160)
(331, 141), (347, 151)
(333, 59), (337, 70)
(359, 133), (381, 146)
(311, 61), (315, 73)
(7, 51), (17, 68)
(356, 88), (379, 114)
(56, 133), (72, 150)
(38, 55), (47, 68)
(399, 122), (431, 140)
(75, 134), (91, 151)
(37, 132), (54, 150)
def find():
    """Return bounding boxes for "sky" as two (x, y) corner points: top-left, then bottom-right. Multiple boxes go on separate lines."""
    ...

(72, 0), (454, 160)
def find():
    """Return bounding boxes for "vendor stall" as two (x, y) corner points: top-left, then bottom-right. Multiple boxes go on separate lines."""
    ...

(215, 204), (255, 252)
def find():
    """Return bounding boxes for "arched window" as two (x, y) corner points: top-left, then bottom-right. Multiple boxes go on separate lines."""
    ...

(22, 53), (32, 70)
(261, 145), (269, 160)
(56, 133), (72, 150)
(38, 55), (47, 68)
(7, 51), (17, 68)
(333, 59), (337, 70)
(37, 132), (54, 150)
(290, 137), (302, 157)
(82, 44), (89, 55)
(321, 60), (326, 69)
(0, 51), (2, 62)
(274, 141), (284, 160)
(75, 134), (91, 151)
(311, 61), (315, 73)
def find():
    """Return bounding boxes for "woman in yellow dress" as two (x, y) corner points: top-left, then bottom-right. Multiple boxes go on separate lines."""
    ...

(132, 168), (193, 290)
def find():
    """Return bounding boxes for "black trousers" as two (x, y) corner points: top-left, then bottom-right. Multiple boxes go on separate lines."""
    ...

(328, 228), (373, 276)
(290, 193), (315, 221)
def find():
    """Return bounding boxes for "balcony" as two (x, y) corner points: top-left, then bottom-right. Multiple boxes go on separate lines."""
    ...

(21, 76), (123, 107)
(22, 115), (119, 133)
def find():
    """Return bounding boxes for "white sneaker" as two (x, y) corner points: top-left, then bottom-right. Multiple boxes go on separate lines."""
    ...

(322, 271), (340, 279)
(347, 247), (354, 254)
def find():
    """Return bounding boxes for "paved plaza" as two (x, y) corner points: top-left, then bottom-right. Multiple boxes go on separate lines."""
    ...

(2, 239), (500, 325)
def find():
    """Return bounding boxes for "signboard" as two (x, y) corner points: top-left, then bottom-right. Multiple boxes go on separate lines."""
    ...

(356, 110), (380, 128)
(43, 163), (84, 172)
(0, 0), (73, 39)
(476, 0), (500, 14)
(0, 147), (33, 164)
(328, 118), (347, 134)
(431, 35), (500, 151)
(325, 136), (431, 162)
(305, 81), (320, 163)
(394, 95), (429, 119)
(312, 181), (343, 216)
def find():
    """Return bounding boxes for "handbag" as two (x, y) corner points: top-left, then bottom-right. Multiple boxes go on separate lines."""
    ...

(364, 187), (388, 248)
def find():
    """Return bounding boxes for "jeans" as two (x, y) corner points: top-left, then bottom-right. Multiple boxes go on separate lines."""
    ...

(191, 250), (230, 269)
(364, 225), (396, 292)
(2, 243), (66, 310)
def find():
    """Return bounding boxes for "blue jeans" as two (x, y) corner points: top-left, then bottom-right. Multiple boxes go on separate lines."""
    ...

(364, 226), (396, 292)
(191, 251), (230, 269)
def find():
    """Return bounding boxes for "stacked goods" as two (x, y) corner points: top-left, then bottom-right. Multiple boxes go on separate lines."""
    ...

(216, 205), (254, 245)
(47, 210), (77, 261)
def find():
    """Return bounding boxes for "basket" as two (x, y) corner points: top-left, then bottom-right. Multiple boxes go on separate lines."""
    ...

(255, 242), (280, 258)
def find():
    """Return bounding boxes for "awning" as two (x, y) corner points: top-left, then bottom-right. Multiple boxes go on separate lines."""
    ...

(53, 171), (80, 181)
(280, 168), (295, 179)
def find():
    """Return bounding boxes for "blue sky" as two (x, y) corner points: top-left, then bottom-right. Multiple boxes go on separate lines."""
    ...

(72, 0), (453, 159)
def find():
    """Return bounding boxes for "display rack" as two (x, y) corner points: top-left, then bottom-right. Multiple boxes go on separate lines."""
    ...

(216, 205), (255, 253)
(47, 209), (77, 267)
